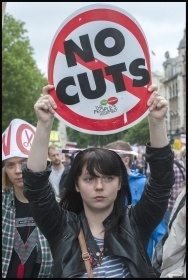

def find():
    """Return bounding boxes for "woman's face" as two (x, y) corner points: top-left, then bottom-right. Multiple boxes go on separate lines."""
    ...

(4, 157), (27, 188)
(76, 164), (121, 213)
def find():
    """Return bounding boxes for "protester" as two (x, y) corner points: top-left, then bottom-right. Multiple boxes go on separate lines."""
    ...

(163, 154), (186, 228)
(160, 183), (186, 278)
(131, 152), (147, 175)
(2, 119), (53, 278)
(181, 148), (186, 168)
(22, 84), (175, 278)
(48, 144), (65, 199)
(104, 140), (166, 260)
(64, 153), (73, 167)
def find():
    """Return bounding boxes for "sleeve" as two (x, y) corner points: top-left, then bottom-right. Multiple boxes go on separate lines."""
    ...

(132, 143), (175, 247)
(22, 164), (63, 242)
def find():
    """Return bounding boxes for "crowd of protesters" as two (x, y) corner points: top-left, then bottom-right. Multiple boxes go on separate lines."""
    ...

(2, 84), (186, 278)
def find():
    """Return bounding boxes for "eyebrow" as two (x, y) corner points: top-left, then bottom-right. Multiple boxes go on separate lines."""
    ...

(5, 160), (25, 165)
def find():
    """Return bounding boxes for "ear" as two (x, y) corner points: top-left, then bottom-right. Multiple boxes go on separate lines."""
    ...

(118, 185), (121, 191)
(75, 185), (80, 192)
(122, 156), (130, 167)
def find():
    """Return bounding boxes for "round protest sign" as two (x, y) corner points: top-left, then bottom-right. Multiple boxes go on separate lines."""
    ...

(48, 3), (151, 135)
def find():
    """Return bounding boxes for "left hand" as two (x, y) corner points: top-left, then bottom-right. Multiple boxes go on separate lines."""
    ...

(147, 85), (168, 120)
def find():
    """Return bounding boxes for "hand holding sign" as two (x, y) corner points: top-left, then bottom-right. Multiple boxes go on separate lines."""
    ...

(48, 3), (152, 135)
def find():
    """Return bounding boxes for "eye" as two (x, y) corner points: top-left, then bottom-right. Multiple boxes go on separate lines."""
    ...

(85, 176), (94, 182)
(105, 176), (114, 181)
(6, 163), (15, 168)
(103, 176), (114, 182)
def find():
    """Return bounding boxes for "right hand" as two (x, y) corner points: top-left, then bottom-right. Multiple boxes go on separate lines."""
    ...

(34, 85), (57, 123)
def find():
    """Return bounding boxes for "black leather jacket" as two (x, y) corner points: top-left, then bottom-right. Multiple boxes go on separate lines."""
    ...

(23, 143), (174, 278)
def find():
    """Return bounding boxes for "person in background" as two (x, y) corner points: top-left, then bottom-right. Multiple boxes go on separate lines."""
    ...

(104, 140), (145, 205)
(59, 154), (72, 197)
(131, 152), (147, 175)
(104, 140), (166, 260)
(160, 182), (186, 278)
(2, 119), (53, 278)
(181, 148), (186, 168)
(163, 152), (186, 229)
(64, 153), (73, 167)
(22, 84), (175, 278)
(48, 144), (65, 199)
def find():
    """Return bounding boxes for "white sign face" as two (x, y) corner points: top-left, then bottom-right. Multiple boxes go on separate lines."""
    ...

(2, 119), (36, 161)
(48, 3), (151, 135)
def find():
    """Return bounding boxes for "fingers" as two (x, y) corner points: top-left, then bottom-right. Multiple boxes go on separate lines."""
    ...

(147, 84), (158, 92)
(42, 84), (54, 95)
(38, 95), (57, 114)
(147, 85), (168, 112)
(148, 95), (168, 112)
(147, 89), (160, 108)
(35, 84), (57, 116)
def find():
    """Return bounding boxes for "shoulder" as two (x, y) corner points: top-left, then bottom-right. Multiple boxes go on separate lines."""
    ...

(62, 165), (71, 175)
(170, 187), (186, 218)
(2, 188), (14, 207)
(2, 188), (13, 197)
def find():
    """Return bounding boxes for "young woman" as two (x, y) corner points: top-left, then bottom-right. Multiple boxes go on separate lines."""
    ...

(22, 84), (175, 278)
(2, 121), (53, 278)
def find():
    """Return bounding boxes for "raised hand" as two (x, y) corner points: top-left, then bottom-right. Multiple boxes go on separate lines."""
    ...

(34, 85), (57, 123)
(147, 85), (168, 121)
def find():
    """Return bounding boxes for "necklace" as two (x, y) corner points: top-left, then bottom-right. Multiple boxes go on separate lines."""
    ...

(89, 244), (104, 267)
(13, 196), (34, 278)
(16, 225), (32, 278)
(96, 247), (104, 266)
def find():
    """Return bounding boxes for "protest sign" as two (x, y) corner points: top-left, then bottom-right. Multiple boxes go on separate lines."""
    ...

(48, 3), (151, 135)
(2, 119), (36, 160)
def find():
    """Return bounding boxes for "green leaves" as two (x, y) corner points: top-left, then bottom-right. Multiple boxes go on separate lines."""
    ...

(2, 14), (47, 132)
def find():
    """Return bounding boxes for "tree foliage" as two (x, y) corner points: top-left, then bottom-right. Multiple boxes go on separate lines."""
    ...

(123, 117), (150, 145)
(66, 126), (127, 148)
(66, 117), (150, 147)
(2, 14), (58, 131)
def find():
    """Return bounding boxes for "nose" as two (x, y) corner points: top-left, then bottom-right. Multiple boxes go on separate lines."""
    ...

(95, 178), (104, 190)
(15, 163), (22, 173)
(54, 154), (60, 158)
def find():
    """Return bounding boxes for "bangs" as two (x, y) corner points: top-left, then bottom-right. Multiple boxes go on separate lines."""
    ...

(76, 148), (123, 177)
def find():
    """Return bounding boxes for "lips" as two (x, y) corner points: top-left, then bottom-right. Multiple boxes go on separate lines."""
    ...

(16, 178), (23, 181)
(94, 196), (105, 201)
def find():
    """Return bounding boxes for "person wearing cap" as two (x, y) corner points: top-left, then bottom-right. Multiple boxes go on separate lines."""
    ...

(2, 119), (53, 278)
(22, 84), (174, 278)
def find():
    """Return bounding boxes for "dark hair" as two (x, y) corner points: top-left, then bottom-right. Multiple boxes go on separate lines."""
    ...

(59, 148), (131, 216)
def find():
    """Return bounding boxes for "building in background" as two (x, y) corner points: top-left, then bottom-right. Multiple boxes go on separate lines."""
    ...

(151, 71), (165, 96)
(151, 28), (186, 148)
(162, 28), (186, 142)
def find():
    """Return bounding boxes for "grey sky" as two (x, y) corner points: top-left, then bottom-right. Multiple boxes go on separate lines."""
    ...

(5, 2), (186, 77)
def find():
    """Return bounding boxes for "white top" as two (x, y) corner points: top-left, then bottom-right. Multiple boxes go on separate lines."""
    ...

(49, 167), (64, 197)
